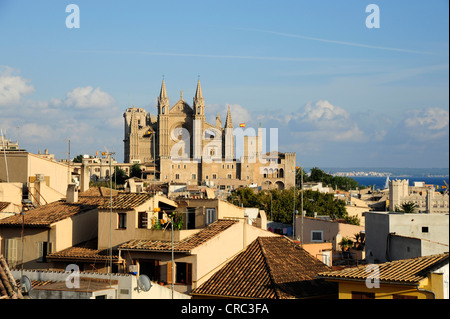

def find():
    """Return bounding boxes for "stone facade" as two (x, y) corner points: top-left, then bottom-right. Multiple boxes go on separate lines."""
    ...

(123, 80), (296, 190)
(389, 179), (449, 214)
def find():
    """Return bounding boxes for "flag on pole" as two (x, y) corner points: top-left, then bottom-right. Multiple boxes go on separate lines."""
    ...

(239, 123), (246, 128)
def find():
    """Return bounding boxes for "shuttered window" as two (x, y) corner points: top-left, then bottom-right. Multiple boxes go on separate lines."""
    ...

(5, 239), (18, 268)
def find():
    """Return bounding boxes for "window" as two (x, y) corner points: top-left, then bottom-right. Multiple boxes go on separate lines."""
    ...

(139, 259), (160, 282)
(175, 262), (193, 285)
(422, 226), (429, 233)
(37, 242), (53, 262)
(311, 231), (323, 242)
(192, 174), (196, 179)
(175, 174), (180, 180)
(118, 213), (127, 229)
(206, 208), (216, 225)
(138, 212), (148, 228)
(227, 174), (232, 179)
(212, 174), (217, 179)
(5, 239), (18, 268)
(352, 292), (375, 299)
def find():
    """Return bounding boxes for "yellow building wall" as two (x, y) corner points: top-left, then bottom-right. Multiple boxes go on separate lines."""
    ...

(336, 276), (440, 299)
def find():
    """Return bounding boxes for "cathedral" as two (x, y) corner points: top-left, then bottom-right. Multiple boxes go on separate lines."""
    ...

(123, 79), (295, 191)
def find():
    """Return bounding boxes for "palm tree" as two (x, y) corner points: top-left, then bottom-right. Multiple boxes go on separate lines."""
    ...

(397, 201), (418, 214)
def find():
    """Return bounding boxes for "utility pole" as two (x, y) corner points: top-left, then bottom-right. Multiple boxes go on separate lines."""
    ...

(301, 165), (304, 247)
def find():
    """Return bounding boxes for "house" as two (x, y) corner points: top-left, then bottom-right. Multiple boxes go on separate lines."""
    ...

(191, 236), (337, 299)
(0, 150), (84, 205)
(389, 179), (449, 214)
(0, 185), (100, 270)
(11, 268), (191, 299)
(0, 182), (22, 214)
(124, 177), (145, 193)
(0, 254), (23, 299)
(96, 193), (178, 251)
(318, 252), (449, 299)
(365, 211), (449, 263)
(294, 215), (364, 256)
(118, 219), (278, 295)
(174, 198), (246, 230)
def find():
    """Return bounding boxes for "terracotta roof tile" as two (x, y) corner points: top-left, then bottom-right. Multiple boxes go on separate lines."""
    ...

(98, 193), (153, 210)
(119, 219), (238, 253)
(0, 254), (23, 299)
(318, 253), (449, 284)
(79, 186), (120, 197)
(0, 202), (10, 212)
(191, 236), (336, 299)
(47, 239), (119, 261)
(0, 200), (98, 227)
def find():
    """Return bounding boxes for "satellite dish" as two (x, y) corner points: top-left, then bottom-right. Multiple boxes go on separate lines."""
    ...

(20, 275), (32, 293)
(136, 274), (151, 292)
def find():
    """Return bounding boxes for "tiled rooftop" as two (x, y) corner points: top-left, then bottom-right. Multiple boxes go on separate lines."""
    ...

(0, 202), (10, 212)
(119, 219), (238, 253)
(47, 239), (119, 262)
(318, 253), (449, 284)
(0, 200), (98, 227)
(191, 236), (336, 299)
(0, 254), (23, 299)
(79, 186), (120, 198)
(98, 193), (154, 210)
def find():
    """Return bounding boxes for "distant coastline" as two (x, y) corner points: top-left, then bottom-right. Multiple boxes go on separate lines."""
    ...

(309, 167), (449, 178)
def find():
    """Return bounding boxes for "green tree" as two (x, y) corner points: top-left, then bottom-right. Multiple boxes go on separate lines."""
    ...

(396, 201), (417, 214)
(112, 167), (128, 186)
(130, 163), (142, 178)
(73, 154), (84, 163)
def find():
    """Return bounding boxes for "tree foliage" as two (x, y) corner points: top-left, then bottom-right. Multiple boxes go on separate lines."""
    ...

(72, 154), (84, 163)
(227, 187), (357, 225)
(296, 167), (360, 191)
(130, 163), (142, 178)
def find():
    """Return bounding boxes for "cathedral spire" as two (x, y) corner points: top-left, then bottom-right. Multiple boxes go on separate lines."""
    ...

(160, 78), (168, 99)
(225, 105), (233, 128)
(193, 79), (204, 116)
(195, 79), (203, 100)
(158, 78), (169, 115)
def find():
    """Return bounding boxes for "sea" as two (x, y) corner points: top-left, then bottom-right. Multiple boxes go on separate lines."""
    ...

(312, 167), (449, 191)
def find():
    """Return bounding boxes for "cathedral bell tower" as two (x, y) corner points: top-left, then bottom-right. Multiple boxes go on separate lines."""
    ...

(193, 79), (205, 160)
(158, 79), (170, 157)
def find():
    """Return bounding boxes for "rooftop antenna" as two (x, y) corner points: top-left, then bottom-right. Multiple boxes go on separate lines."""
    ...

(103, 146), (115, 288)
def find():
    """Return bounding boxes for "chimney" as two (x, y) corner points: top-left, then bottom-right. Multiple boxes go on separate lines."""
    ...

(80, 163), (90, 193)
(66, 183), (78, 203)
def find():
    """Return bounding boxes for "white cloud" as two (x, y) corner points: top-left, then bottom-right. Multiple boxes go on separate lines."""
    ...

(403, 107), (449, 141)
(0, 66), (34, 106)
(301, 100), (349, 122)
(405, 107), (449, 131)
(65, 86), (115, 109)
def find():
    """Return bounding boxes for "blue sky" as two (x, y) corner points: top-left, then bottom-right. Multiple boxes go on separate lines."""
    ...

(0, 0), (448, 169)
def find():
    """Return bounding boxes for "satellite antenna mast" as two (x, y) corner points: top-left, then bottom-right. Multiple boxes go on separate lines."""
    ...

(103, 146), (115, 287)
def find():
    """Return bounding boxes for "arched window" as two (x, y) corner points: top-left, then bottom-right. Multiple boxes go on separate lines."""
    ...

(279, 168), (284, 178)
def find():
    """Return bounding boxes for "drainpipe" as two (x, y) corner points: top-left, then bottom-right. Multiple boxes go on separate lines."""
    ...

(417, 287), (436, 299)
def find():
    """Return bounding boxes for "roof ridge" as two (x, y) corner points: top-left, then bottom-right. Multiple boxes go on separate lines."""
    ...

(257, 237), (283, 299)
